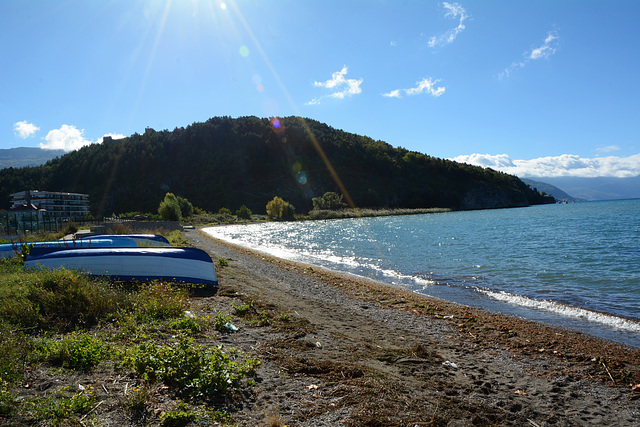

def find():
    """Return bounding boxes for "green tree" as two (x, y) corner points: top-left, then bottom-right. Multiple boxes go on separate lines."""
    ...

(177, 195), (194, 218)
(158, 193), (182, 221)
(266, 196), (295, 220)
(235, 205), (252, 219)
(312, 191), (348, 210)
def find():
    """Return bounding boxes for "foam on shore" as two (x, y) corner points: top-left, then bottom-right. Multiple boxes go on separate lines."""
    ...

(478, 289), (640, 333)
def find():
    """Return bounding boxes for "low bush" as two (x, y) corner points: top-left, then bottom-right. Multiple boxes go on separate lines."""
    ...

(37, 331), (110, 370)
(124, 337), (260, 399)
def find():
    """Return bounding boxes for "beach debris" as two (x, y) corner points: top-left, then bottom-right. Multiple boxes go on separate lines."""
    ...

(315, 341), (322, 348)
(515, 389), (528, 395)
(184, 310), (195, 318)
(306, 384), (319, 390)
(601, 362), (616, 385)
(631, 383), (640, 392)
(442, 361), (458, 369)
(443, 315), (454, 319)
(223, 322), (238, 331)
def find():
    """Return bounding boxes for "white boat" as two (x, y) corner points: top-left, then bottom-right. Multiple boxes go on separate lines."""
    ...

(24, 247), (218, 288)
(1, 237), (139, 259)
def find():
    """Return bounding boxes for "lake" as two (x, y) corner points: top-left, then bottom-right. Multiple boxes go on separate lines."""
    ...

(204, 199), (640, 347)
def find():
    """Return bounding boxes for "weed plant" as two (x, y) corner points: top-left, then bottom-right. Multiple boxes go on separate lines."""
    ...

(124, 337), (260, 399)
(27, 386), (96, 424)
(37, 330), (110, 370)
(0, 255), (259, 425)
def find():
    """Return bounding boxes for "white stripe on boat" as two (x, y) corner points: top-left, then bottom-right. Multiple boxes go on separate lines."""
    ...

(24, 247), (218, 287)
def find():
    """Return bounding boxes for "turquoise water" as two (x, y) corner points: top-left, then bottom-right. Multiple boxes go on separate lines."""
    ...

(204, 199), (640, 347)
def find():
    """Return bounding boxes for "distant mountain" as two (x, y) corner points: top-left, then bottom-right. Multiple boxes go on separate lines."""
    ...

(521, 178), (579, 202)
(0, 116), (551, 215)
(0, 147), (65, 169)
(526, 176), (640, 201)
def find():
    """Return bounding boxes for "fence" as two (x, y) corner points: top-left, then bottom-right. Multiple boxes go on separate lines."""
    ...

(1, 213), (181, 240)
(0, 212), (96, 238)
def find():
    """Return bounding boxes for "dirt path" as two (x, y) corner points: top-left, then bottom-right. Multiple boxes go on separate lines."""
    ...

(184, 228), (640, 426)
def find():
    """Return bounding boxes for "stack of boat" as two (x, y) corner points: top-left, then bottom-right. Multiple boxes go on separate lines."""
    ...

(2, 234), (217, 292)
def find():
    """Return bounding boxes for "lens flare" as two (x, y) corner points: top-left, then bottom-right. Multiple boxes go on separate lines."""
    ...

(271, 117), (285, 135)
(296, 171), (308, 185)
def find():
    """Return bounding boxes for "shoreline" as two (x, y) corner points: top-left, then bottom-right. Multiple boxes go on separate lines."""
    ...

(201, 224), (640, 349)
(184, 228), (640, 424)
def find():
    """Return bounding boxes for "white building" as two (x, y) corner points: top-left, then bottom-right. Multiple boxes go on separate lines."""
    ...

(10, 190), (90, 220)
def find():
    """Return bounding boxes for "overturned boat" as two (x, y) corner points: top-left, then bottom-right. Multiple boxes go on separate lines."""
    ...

(1, 237), (139, 259)
(24, 246), (218, 288)
(80, 234), (170, 246)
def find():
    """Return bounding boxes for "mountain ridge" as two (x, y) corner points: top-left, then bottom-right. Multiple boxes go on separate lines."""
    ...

(0, 116), (550, 215)
(0, 147), (65, 169)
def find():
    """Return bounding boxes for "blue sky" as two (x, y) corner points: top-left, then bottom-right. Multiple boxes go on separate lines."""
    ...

(2, 0), (640, 178)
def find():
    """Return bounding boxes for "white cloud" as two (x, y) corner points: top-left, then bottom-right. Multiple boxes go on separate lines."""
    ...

(499, 30), (559, 79)
(13, 121), (40, 138)
(383, 77), (445, 98)
(428, 2), (468, 48)
(41, 125), (125, 152)
(596, 145), (620, 153)
(306, 66), (363, 105)
(450, 153), (640, 178)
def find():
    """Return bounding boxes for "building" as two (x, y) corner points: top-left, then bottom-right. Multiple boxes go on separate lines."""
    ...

(10, 190), (91, 220)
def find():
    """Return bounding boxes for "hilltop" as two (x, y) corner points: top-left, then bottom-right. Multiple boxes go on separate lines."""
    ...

(0, 116), (551, 216)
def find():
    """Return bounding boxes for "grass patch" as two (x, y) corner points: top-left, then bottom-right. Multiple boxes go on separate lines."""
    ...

(0, 255), (259, 425)
(27, 386), (96, 424)
(166, 229), (190, 246)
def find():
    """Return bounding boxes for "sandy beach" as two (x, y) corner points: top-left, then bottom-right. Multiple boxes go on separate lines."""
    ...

(183, 228), (640, 426)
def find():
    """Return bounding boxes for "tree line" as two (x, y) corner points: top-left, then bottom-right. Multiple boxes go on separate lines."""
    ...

(0, 116), (552, 217)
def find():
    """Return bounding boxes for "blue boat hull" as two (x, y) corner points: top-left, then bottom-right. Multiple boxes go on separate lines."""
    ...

(1, 237), (139, 259)
(82, 234), (170, 246)
(24, 247), (218, 287)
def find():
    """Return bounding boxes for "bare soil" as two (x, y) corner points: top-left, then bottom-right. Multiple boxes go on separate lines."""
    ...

(182, 228), (640, 426)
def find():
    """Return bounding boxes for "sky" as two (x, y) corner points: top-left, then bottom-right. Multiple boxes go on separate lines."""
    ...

(2, 0), (640, 179)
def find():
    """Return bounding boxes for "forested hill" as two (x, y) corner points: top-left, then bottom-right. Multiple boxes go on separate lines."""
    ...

(0, 116), (551, 216)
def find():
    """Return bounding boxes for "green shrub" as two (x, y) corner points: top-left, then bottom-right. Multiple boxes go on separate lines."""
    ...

(162, 403), (197, 426)
(2, 268), (129, 332)
(235, 205), (252, 219)
(167, 230), (189, 246)
(170, 312), (204, 335)
(159, 193), (183, 221)
(312, 191), (348, 210)
(231, 301), (254, 316)
(30, 387), (96, 423)
(218, 207), (232, 216)
(266, 196), (295, 220)
(62, 222), (79, 236)
(133, 282), (188, 321)
(124, 337), (259, 399)
(0, 322), (33, 383)
(38, 331), (109, 370)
